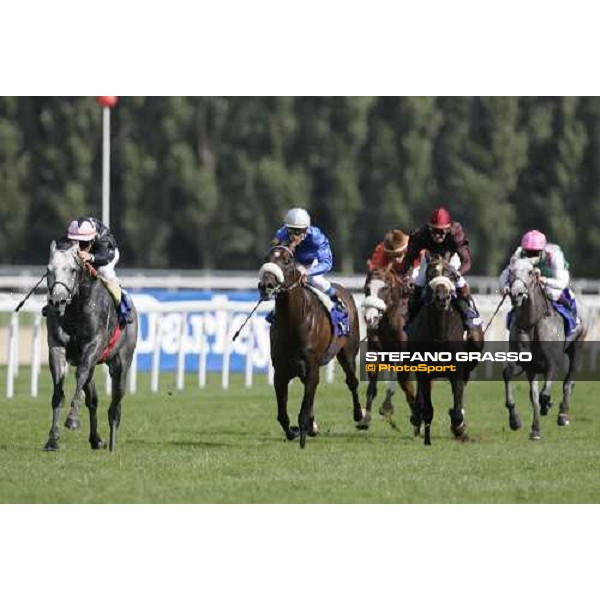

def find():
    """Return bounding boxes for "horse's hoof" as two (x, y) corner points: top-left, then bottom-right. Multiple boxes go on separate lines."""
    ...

(308, 421), (320, 437)
(529, 431), (541, 441)
(509, 415), (522, 431)
(451, 422), (466, 439)
(43, 439), (59, 452)
(64, 417), (80, 430)
(286, 426), (300, 441)
(539, 396), (552, 416)
(90, 439), (105, 450)
(413, 425), (421, 437)
(353, 408), (366, 423)
(424, 437), (432, 446)
(356, 412), (371, 430)
(299, 432), (307, 449)
(557, 414), (570, 427)
(379, 401), (395, 417)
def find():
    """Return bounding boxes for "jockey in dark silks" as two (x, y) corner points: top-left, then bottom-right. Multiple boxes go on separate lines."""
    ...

(268, 207), (346, 315)
(400, 206), (483, 335)
(499, 229), (582, 343)
(58, 217), (133, 327)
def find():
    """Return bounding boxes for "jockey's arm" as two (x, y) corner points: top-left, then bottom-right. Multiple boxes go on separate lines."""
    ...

(400, 230), (424, 275)
(90, 237), (116, 267)
(307, 232), (333, 276)
(542, 251), (570, 292)
(452, 223), (472, 275)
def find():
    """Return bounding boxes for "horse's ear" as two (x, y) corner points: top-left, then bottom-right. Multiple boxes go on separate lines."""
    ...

(49, 240), (56, 260)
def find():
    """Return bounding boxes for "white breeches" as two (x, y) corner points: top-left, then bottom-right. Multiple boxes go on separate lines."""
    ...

(97, 248), (120, 284)
(307, 274), (332, 293)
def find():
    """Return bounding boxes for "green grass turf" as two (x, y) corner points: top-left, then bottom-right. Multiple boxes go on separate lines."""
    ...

(1, 368), (600, 503)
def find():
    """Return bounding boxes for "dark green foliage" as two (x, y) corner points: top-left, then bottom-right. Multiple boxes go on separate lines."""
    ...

(0, 96), (598, 276)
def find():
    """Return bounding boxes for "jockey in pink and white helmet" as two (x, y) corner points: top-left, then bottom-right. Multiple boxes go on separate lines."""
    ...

(499, 229), (582, 342)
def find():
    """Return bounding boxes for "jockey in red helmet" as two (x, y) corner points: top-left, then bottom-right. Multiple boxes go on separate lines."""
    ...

(401, 206), (482, 336)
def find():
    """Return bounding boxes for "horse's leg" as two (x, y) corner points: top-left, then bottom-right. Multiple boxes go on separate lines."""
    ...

(65, 389), (83, 430)
(398, 374), (419, 433)
(298, 362), (320, 449)
(274, 368), (297, 441)
(107, 357), (126, 452)
(539, 371), (556, 416)
(44, 347), (66, 451)
(558, 345), (578, 427)
(422, 379), (434, 446)
(413, 378), (425, 437)
(528, 373), (541, 440)
(67, 349), (101, 439)
(357, 368), (377, 430)
(503, 362), (523, 431)
(84, 376), (104, 450)
(380, 380), (396, 416)
(449, 376), (467, 440)
(336, 346), (364, 424)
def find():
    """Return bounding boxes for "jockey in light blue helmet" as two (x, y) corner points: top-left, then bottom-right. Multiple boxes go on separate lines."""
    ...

(271, 207), (346, 311)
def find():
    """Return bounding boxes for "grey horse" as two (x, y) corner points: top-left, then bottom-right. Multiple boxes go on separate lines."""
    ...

(502, 258), (588, 440)
(44, 238), (138, 452)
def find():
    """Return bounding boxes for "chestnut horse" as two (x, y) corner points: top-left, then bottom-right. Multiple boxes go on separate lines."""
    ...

(358, 266), (417, 431)
(258, 245), (364, 448)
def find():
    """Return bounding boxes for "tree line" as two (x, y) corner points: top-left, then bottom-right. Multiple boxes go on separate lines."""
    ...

(1, 96), (599, 277)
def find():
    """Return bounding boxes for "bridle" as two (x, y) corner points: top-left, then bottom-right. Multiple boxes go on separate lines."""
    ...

(47, 249), (86, 306)
(261, 245), (303, 296)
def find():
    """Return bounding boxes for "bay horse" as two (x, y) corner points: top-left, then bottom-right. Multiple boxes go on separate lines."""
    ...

(258, 245), (364, 448)
(410, 255), (482, 445)
(44, 238), (138, 452)
(502, 258), (588, 440)
(358, 266), (417, 431)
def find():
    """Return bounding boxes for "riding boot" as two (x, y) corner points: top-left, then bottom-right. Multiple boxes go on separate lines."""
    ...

(454, 286), (483, 331)
(118, 290), (134, 328)
(326, 287), (347, 312)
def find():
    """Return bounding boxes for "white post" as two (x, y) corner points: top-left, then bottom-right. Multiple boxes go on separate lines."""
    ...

(176, 312), (187, 391)
(244, 316), (254, 388)
(105, 364), (111, 395)
(198, 318), (207, 389)
(221, 312), (231, 390)
(151, 313), (162, 393)
(102, 106), (111, 227)
(6, 312), (18, 398)
(326, 359), (335, 384)
(31, 313), (42, 398)
(128, 346), (138, 394)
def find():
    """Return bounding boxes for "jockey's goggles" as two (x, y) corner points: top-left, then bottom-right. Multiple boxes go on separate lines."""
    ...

(523, 249), (542, 259)
(287, 227), (307, 237)
(429, 226), (448, 237)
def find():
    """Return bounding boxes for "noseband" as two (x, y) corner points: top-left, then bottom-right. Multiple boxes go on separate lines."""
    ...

(265, 245), (303, 294)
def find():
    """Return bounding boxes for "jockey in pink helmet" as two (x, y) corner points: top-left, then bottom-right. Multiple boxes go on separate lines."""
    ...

(499, 230), (582, 342)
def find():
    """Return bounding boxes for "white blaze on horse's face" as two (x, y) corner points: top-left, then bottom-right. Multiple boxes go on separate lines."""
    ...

(428, 275), (454, 309)
(47, 243), (80, 312)
(509, 258), (533, 307)
(363, 278), (387, 329)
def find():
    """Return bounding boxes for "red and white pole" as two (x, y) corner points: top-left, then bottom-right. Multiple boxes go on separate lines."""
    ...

(96, 96), (118, 226)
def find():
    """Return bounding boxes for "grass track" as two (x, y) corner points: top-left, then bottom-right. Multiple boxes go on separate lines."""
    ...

(1, 369), (600, 503)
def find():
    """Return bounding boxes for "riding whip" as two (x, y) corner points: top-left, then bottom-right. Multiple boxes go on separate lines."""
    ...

(14, 270), (48, 313)
(483, 292), (508, 335)
(232, 299), (264, 342)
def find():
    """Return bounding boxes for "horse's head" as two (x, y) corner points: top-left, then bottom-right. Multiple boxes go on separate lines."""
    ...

(425, 255), (456, 311)
(46, 239), (85, 315)
(507, 258), (537, 308)
(258, 245), (299, 300)
(362, 268), (412, 333)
